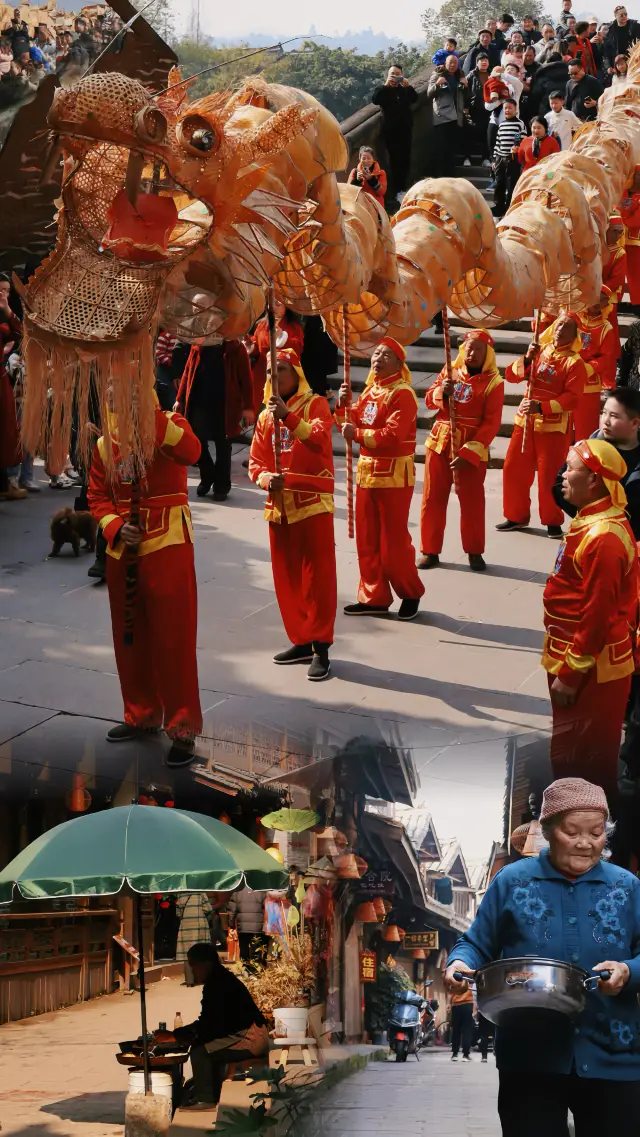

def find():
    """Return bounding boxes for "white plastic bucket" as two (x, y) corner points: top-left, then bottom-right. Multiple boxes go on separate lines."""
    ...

(127, 1070), (173, 1103)
(273, 1007), (309, 1037)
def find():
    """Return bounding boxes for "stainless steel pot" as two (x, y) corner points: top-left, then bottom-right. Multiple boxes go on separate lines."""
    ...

(454, 958), (611, 1026)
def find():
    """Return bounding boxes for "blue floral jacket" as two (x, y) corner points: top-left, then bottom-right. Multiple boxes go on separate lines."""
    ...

(448, 850), (640, 1079)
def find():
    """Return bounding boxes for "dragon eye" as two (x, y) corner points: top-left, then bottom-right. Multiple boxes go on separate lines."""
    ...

(177, 114), (219, 156)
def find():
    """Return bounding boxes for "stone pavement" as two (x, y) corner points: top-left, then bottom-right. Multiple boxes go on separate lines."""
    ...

(0, 448), (553, 796)
(317, 1049), (500, 1136)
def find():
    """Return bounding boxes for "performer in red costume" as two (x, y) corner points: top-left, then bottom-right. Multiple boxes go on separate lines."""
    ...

(88, 402), (203, 766)
(419, 329), (504, 573)
(620, 170), (640, 309)
(572, 293), (617, 440)
(249, 348), (336, 681)
(602, 213), (627, 355)
(497, 315), (587, 538)
(336, 337), (425, 620)
(542, 438), (638, 797)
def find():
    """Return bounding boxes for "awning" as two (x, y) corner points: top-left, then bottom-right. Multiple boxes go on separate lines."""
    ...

(260, 737), (418, 806)
(358, 812), (428, 909)
(192, 761), (280, 799)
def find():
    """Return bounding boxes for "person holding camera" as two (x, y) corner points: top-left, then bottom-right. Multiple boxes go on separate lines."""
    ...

(372, 64), (418, 201)
(426, 55), (468, 179)
(347, 146), (388, 207)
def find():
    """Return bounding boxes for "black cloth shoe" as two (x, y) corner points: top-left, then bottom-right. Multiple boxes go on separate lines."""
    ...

(418, 554), (440, 569)
(343, 602), (390, 616)
(213, 490), (229, 502)
(273, 644), (313, 664)
(196, 481), (212, 497)
(308, 644), (330, 681)
(547, 526), (564, 539)
(496, 519), (528, 532)
(166, 739), (196, 768)
(468, 554), (486, 572)
(106, 723), (160, 743)
(398, 598), (420, 621)
(87, 559), (106, 581)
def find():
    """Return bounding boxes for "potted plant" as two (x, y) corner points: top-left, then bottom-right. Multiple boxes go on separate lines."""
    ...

(241, 922), (315, 1038)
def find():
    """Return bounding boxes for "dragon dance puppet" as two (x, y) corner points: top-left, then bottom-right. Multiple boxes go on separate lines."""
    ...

(16, 46), (640, 477)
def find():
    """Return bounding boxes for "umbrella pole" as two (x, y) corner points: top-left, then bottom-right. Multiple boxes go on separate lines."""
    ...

(136, 898), (151, 1095)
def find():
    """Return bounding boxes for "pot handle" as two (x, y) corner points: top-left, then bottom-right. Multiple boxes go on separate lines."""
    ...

(453, 970), (477, 983)
(584, 969), (612, 990)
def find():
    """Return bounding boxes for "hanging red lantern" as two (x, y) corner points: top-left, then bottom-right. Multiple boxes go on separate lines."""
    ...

(165, 800), (175, 808)
(67, 773), (91, 813)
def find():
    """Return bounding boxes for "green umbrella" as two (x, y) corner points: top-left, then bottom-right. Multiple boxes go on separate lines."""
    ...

(0, 805), (289, 902)
(0, 806), (288, 1095)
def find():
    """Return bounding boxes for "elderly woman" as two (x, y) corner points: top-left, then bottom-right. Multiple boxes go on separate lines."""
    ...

(445, 778), (640, 1137)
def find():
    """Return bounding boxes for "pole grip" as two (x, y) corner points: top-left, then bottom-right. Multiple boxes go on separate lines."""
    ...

(267, 284), (282, 475)
(342, 305), (355, 540)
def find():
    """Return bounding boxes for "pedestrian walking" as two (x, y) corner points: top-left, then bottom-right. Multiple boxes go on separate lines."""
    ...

(449, 984), (474, 1062)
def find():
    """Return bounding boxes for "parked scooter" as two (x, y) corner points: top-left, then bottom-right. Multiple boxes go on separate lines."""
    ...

(388, 985), (435, 1062)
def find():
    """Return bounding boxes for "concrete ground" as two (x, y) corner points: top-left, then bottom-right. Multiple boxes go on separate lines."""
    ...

(0, 445), (553, 794)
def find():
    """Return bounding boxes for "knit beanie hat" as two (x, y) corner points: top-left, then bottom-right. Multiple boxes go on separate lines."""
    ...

(539, 778), (609, 822)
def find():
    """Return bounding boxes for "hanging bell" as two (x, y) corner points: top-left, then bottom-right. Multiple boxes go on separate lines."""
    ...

(412, 949), (427, 960)
(372, 897), (387, 920)
(316, 826), (348, 857)
(354, 901), (378, 923)
(334, 853), (360, 879)
(382, 924), (401, 942)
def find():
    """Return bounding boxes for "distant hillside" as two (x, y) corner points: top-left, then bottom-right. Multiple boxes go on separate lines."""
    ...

(204, 27), (425, 55)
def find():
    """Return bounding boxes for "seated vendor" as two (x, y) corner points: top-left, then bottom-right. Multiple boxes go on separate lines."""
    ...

(174, 942), (268, 1111)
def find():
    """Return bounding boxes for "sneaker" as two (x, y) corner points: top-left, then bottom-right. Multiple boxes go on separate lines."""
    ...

(196, 481), (212, 497)
(496, 519), (528, 532)
(418, 554), (439, 570)
(451, 1054), (459, 1062)
(398, 598), (420, 621)
(481, 1056), (488, 1063)
(308, 645), (330, 682)
(487, 180), (496, 190)
(20, 479), (40, 493)
(468, 554), (486, 572)
(547, 525), (564, 539)
(463, 158), (471, 167)
(343, 602), (389, 616)
(482, 159), (491, 167)
(166, 738), (196, 768)
(106, 723), (161, 743)
(273, 644), (313, 665)
(49, 475), (73, 489)
(463, 1055), (473, 1062)
(87, 559), (106, 581)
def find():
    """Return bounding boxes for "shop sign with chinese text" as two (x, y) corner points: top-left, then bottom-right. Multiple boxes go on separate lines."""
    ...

(360, 949), (377, 983)
(403, 931), (439, 950)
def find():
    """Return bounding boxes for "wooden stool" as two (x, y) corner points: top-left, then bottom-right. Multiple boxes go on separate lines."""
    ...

(269, 1037), (321, 1069)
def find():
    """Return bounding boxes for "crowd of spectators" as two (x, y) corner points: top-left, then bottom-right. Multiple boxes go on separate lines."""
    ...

(0, 5), (126, 109)
(421, 4), (640, 214)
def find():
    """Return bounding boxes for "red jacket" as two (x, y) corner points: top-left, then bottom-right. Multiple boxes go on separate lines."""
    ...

(506, 344), (587, 434)
(426, 362), (504, 466)
(620, 192), (640, 247)
(517, 135), (560, 170)
(176, 340), (252, 439)
(602, 245), (627, 304)
(542, 497), (638, 688)
(88, 409), (201, 559)
(249, 389), (334, 525)
(574, 313), (617, 392)
(335, 372), (418, 489)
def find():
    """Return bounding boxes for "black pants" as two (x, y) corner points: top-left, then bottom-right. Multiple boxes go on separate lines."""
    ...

(498, 1069), (640, 1137)
(466, 119), (489, 161)
(198, 435), (232, 494)
(493, 155), (520, 215)
(383, 125), (412, 194)
(189, 1044), (256, 1104)
(432, 121), (461, 178)
(451, 1002), (474, 1057)
(477, 1012), (493, 1058)
(621, 672), (640, 777)
(488, 121), (499, 163)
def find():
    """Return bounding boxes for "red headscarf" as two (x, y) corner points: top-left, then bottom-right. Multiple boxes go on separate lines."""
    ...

(379, 336), (406, 363)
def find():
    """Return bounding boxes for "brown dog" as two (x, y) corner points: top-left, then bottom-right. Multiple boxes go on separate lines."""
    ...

(50, 508), (97, 557)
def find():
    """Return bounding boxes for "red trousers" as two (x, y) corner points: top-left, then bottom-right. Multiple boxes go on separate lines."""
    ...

(627, 246), (640, 306)
(420, 448), (487, 555)
(106, 542), (202, 739)
(573, 392), (601, 443)
(356, 484), (425, 607)
(503, 425), (570, 528)
(548, 670), (630, 799)
(269, 511), (336, 645)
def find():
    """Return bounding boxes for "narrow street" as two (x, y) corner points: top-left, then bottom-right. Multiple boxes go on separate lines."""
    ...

(318, 1049), (500, 1136)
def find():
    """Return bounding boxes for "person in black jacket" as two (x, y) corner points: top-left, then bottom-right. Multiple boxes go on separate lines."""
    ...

(371, 63), (418, 198)
(467, 54), (492, 164)
(301, 315), (339, 397)
(603, 6), (640, 71)
(173, 942), (269, 1109)
(552, 388), (640, 537)
(462, 30), (501, 74)
(528, 54), (569, 117)
(565, 58), (602, 120)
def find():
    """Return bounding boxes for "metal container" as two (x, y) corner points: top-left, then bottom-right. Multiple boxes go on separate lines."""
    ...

(455, 957), (608, 1026)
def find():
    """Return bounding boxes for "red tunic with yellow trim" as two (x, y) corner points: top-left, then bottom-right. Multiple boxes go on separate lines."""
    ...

(602, 245), (627, 306)
(505, 344), (586, 434)
(248, 392), (334, 523)
(574, 312), (617, 393)
(542, 498), (638, 689)
(620, 192), (640, 306)
(88, 409), (201, 557)
(335, 373), (418, 488)
(425, 363), (504, 464)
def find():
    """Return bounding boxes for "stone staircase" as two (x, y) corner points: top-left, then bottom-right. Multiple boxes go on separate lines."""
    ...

(328, 164), (632, 469)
